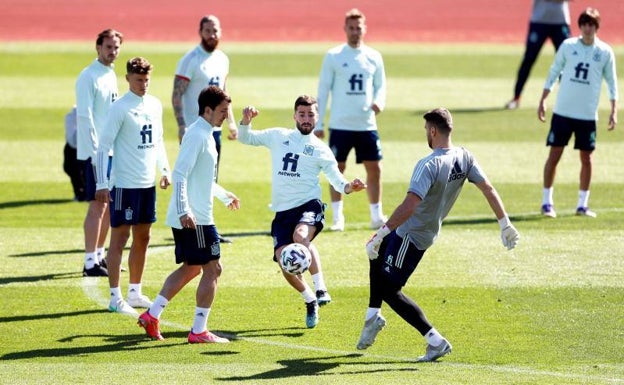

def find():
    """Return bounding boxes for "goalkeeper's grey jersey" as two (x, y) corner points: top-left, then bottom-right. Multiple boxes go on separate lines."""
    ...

(238, 124), (349, 212)
(397, 147), (487, 250)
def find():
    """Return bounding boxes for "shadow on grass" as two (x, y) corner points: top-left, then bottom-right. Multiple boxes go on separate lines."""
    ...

(0, 309), (106, 323)
(0, 198), (74, 209)
(0, 333), (176, 360)
(215, 354), (419, 381)
(8, 232), (270, 258)
(220, 326), (308, 340)
(157, 327), (307, 343)
(0, 328), (241, 361)
(0, 271), (79, 285)
(443, 213), (548, 227)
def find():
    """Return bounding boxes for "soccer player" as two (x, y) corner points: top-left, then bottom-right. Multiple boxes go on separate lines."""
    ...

(315, 8), (387, 232)
(138, 86), (239, 343)
(95, 57), (171, 315)
(538, 7), (618, 218)
(238, 95), (366, 328)
(506, 0), (570, 110)
(359, 108), (520, 362)
(75, 29), (123, 276)
(173, 14), (238, 243)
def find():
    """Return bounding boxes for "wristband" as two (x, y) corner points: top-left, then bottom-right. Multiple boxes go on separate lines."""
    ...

(497, 215), (511, 230)
(377, 224), (391, 238)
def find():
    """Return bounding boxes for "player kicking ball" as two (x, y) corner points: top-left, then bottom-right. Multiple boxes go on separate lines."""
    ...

(238, 95), (366, 328)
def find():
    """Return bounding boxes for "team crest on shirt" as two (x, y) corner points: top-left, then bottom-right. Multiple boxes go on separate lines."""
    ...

(592, 52), (602, 62)
(303, 145), (314, 156)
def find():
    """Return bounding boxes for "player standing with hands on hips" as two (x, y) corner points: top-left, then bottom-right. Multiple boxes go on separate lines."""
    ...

(238, 96), (366, 328)
(538, 7), (618, 218)
(359, 108), (519, 362)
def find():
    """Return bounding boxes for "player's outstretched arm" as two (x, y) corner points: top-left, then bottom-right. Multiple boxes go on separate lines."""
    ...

(475, 180), (519, 250)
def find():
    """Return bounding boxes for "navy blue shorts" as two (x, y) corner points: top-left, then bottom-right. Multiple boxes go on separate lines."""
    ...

(172, 225), (220, 265)
(83, 156), (112, 201)
(328, 129), (382, 163)
(379, 231), (426, 287)
(271, 199), (325, 259)
(109, 186), (156, 227)
(547, 113), (596, 151)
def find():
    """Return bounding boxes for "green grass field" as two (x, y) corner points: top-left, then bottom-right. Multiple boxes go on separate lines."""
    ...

(0, 42), (623, 385)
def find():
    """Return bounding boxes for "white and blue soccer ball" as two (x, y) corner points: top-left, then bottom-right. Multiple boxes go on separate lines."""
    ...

(280, 243), (311, 275)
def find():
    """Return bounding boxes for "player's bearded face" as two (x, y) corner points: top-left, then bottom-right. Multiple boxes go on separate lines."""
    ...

(296, 121), (314, 135)
(425, 124), (434, 149)
(344, 19), (366, 47)
(97, 36), (121, 66)
(201, 36), (219, 52)
(294, 106), (317, 135)
(200, 21), (221, 52)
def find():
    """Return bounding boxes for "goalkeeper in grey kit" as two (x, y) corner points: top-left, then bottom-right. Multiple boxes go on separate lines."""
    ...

(359, 107), (520, 362)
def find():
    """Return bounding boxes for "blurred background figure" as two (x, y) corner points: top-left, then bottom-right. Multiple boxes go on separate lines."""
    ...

(63, 106), (86, 202)
(506, 0), (570, 110)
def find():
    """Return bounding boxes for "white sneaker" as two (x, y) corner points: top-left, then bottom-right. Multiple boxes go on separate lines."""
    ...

(316, 290), (332, 306)
(417, 338), (452, 362)
(576, 207), (597, 218)
(356, 314), (386, 350)
(108, 298), (138, 316)
(505, 98), (519, 110)
(329, 217), (345, 231)
(370, 216), (387, 230)
(127, 294), (153, 308)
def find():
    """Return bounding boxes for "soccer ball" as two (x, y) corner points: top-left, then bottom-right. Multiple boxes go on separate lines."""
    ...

(280, 243), (311, 275)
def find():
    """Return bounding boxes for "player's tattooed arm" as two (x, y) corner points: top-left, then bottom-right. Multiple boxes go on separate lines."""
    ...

(172, 76), (191, 143)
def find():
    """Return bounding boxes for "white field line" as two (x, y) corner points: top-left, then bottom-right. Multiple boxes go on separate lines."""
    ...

(82, 277), (623, 383)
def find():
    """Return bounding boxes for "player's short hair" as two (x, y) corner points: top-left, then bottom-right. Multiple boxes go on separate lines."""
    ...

(96, 29), (123, 46)
(199, 15), (221, 31)
(198, 85), (231, 115)
(126, 57), (153, 75)
(578, 7), (600, 29)
(294, 95), (317, 111)
(423, 108), (453, 134)
(345, 8), (365, 24)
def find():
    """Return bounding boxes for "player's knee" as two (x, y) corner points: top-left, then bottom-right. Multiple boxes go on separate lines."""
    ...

(292, 229), (311, 245)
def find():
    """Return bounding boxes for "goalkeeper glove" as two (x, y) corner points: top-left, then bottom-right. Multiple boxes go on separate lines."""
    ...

(498, 216), (520, 250)
(365, 224), (391, 260)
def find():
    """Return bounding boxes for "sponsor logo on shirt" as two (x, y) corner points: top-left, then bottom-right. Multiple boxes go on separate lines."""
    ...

(278, 152), (301, 177)
(448, 160), (466, 182)
(347, 73), (365, 96)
